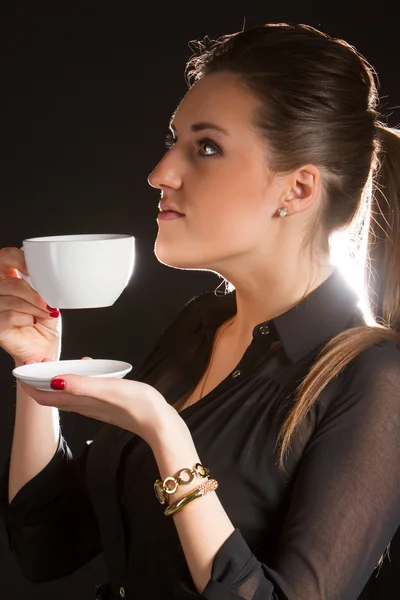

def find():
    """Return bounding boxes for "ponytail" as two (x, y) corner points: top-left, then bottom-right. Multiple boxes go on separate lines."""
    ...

(275, 125), (400, 472)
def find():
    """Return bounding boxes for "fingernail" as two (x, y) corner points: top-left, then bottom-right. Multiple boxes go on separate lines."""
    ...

(51, 378), (66, 390)
(46, 304), (56, 311)
(33, 317), (37, 324)
(49, 309), (60, 318)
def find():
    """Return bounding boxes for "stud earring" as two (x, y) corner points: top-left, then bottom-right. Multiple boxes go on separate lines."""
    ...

(277, 207), (288, 217)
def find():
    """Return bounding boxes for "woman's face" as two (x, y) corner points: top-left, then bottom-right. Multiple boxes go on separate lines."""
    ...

(148, 72), (288, 276)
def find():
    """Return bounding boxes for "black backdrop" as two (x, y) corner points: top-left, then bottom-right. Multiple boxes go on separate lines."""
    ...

(1, 8), (399, 600)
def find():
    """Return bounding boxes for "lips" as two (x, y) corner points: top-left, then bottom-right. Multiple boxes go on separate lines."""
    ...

(159, 201), (184, 215)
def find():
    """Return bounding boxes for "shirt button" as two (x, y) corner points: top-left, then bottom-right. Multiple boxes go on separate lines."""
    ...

(232, 369), (241, 378)
(120, 587), (126, 597)
(258, 325), (270, 335)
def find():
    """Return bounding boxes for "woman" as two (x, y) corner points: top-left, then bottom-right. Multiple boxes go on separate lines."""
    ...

(0, 22), (400, 600)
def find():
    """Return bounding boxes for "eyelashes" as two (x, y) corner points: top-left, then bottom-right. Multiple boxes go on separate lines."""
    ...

(164, 131), (176, 150)
(164, 131), (221, 157)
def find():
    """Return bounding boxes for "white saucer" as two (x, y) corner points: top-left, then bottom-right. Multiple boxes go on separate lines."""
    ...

(13, 359), (133, 392)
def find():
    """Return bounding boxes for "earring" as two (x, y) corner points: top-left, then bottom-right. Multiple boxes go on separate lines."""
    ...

(278, 207), (288, 217)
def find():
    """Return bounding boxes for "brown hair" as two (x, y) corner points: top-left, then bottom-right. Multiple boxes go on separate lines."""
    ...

(184, 23), (400, 471)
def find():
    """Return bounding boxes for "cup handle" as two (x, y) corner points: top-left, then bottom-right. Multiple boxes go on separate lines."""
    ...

(17, 247), (36, 290)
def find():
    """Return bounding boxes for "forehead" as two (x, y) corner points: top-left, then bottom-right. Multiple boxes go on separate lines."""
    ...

(171, 72), (258, 132)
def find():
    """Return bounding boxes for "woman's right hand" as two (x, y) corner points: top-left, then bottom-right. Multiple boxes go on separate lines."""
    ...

(0, 247), (62, 365)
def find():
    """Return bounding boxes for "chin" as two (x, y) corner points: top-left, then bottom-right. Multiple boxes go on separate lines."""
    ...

(154, 252), (203, 270)
(153, 240), (210, 271)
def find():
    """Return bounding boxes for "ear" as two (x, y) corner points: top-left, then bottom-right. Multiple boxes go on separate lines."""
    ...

(285, 165), (321, 215)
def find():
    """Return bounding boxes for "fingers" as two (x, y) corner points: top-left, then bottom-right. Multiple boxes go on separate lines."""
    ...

(0, 290), (52, 321)
(0, 247), (29, 277)
(0, 277), (52, 321)
(0, 247), (53, 321)
(23, 357), (54, 365)
(23, 356), (93, 365)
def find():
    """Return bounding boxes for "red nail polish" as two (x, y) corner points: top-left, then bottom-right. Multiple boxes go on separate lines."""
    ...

(49, 309), (60, 318)
(46, 304), (56, 311)
(51, 378), (66, 390)
(33, 317), (37, 324)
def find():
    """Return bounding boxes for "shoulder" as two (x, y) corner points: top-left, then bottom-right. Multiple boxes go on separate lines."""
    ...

(182, 290), (212, 314)
(321, 338), (400, 423)
(131, 292), (211, 382)
(173, 291), (211, 325)
(157, 291), (212, 344)
(348, 337), (400, 385)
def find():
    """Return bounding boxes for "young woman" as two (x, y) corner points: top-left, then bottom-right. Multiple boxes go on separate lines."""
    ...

(1, 22), (399, 600)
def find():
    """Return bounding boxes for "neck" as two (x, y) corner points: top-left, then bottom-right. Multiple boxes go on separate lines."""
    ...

(224, 262), (336, 348)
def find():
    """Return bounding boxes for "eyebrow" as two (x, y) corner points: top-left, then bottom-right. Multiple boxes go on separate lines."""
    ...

(169, 120), (230, 136)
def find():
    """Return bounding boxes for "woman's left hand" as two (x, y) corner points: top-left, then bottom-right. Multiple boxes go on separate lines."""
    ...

(18, 357), (183, 448)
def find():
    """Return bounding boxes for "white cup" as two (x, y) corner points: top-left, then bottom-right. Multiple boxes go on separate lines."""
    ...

(18, 234), (135, 309)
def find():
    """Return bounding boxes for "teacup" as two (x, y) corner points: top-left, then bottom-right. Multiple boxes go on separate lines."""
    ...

(18, 234), (135, 309)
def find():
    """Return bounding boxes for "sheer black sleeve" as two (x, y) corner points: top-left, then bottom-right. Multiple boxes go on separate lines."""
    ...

(0, 292), (204, 586)
(0, 433), (103, 583)
(201, 341), (400, 600)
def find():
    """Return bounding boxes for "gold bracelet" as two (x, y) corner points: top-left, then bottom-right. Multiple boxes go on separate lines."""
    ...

(164, 479), (218, 517)
(154, 462), (210, 505)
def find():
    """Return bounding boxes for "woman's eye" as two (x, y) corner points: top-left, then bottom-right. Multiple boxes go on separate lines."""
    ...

(196, 138), (221, 157)
(164, 132), (221, 157)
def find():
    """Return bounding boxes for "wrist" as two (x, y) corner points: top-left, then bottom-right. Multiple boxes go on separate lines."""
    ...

(155, 461), (211, 506)
(151, 423), (202, 499)
(148, 401), (193, 452)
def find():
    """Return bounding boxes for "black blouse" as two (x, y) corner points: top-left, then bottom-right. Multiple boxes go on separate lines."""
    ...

(1, 268), (400, 600)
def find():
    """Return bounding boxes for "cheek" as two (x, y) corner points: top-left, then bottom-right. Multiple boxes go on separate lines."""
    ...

(193, 163), (266, 220)
(154, 160), (273, 265)
(196, 194), (268, 258)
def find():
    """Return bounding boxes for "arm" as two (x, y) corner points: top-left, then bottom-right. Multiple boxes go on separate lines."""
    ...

(0, 293), (204, 584)
(8, 376), (60, 504)
(152, 426), (236, 594)
(0, 430), (103, 582)
(151, 341), (400, 599)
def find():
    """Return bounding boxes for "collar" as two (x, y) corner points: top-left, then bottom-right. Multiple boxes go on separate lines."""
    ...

(199, 267), (363, 364)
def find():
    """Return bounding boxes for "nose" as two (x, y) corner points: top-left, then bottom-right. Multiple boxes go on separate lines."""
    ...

(147, 154), (183, 191)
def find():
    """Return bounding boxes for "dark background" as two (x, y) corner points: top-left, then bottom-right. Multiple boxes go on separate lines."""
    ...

(1, 7), (399, 600)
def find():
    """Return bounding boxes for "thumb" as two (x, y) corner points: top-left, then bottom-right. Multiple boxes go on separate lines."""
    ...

(48, 356), (93, 391)
(50, 370), (118, 398)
